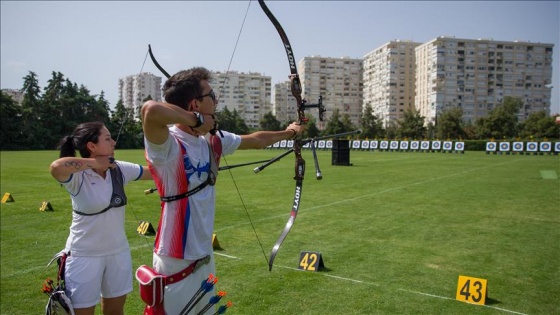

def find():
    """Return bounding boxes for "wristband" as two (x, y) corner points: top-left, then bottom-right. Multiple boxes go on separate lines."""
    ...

(193, 111), (204, 128)
(287, 129), (297, 140)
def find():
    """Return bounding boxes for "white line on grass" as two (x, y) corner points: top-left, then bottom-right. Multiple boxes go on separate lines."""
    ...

(215, 159), (521, 232)
(213, 159), (530, 314)
(8, 160), (526, 313)
(214, 252), (239, 259)
(215, 254), (528, 315)
(304, 159), (521, 213)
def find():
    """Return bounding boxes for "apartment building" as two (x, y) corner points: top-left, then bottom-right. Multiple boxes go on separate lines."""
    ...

(363, 40), (421, 127)
(211, 71), (272, 129)
(299, 56), (363, 129)
(1, 88), (24, 105)
(118, 72), (162, 119)
(415, 36), (554, 124)
(272, 81), (298, 124)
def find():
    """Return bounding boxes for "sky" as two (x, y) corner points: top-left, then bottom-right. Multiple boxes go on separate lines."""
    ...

(2, 1), (559, 115)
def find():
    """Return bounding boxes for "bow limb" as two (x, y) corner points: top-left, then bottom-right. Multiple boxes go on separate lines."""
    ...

(259, 0), (307, 271)
(148, 45), (171, 79)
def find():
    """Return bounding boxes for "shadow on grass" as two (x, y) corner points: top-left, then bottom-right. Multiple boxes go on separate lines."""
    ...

(486, 297), (500, 305)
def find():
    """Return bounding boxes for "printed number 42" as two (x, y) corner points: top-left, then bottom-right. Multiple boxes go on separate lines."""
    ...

(299, 252), (318, 271)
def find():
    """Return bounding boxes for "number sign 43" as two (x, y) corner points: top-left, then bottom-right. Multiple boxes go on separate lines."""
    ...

(456, 275), (487, 305)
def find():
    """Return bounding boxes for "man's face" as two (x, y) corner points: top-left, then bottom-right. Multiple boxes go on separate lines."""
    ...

(195, 80), (218, 115)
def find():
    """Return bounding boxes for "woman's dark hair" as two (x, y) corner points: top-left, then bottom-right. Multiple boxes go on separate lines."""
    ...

(163, 67), (211, 110)
(57, 121), (105, 158)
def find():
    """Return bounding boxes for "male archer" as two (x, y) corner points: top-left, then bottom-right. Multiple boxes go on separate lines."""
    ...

(140, 66), (304, 314)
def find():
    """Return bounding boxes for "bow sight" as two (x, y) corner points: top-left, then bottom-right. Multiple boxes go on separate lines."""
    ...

(302, 95), (326, 122)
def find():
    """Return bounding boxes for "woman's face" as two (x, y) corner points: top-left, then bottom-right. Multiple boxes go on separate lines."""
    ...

(89, 126), (116, 157)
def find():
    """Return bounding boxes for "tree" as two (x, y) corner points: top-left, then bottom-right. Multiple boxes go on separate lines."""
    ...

(476, 96), (521, 139)
(323, 108), (347, 135)
(360, 104), (384, 139)
(215, 107), (250, 134)
(385, 121), (398, 139)
(425, 122), (436, 139)
(341, 113), (356, 132)
(397, 108), (426, 139)
(90, 90), (111, 123)
(436, 107), (466, 139)
(110, 100), (142, 149)
(20, 71), (45, 148)
(463, 120), (477, 140)
(259, 112), (282, 131)
(0, 92), (24, 150)
(519, 111), (559, 139)
(304, 116), (320, 138)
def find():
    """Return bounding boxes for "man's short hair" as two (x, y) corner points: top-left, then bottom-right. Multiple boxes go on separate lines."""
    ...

(163, 67), (212, 110)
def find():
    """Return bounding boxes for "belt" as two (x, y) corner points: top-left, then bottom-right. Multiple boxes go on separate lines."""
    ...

(164, 255), (210, 285)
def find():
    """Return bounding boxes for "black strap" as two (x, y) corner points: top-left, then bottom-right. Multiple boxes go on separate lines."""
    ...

(74, 166), (127, 216)
(160, 181), (209, 202)
(159, 139), (218, 202)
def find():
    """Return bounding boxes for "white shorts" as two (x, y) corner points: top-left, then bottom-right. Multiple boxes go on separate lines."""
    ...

(65, 250), (133, 309)
(153, 253), (216, 315)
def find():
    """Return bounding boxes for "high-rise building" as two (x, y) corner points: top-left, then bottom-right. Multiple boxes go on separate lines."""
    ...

(272, 81), (298, 124)
(415, 37), (554, 124)
(299, 56), (363, 129)
(118, 72), (162, 119)
(1, 88), (24, 105)
(211, 71), (271, 129)
(363, 40), (421, 127)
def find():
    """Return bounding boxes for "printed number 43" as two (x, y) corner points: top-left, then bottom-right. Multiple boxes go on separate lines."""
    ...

(460, 279), (483, 302)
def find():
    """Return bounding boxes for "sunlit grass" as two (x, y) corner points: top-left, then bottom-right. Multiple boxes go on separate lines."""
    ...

(1, 149), (559, 314)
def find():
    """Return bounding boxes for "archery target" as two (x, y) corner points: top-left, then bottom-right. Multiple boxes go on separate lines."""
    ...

(454, 142), (464, 151)
(361, 140), (370, 149)
(513, 142), (523, 152)
(390, 141), (399, 149)
(443, 141), (453, 150)
(421, 141), (430, 150)
(326, 140), (333, 149)
(526, 142), (538, 152)
(486, 142), (496, 151)
(400, 141), (409, 150)
(370, 140), (378, 149)
(540, 142), (551, 152)
(499, 142), (510, 151)
(555, 142), (560, 152)
(432, 141), (441, 150)
(380, 141), (389, 149)
(410, 141), (419, 150)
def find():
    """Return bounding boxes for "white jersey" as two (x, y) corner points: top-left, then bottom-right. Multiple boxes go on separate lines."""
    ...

(59, 161), (144, 256)
(144, 126), (240, 260)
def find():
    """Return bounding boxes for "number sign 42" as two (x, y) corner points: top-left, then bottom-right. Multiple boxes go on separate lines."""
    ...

(456, 275), (487, 305)
(298, 251), (324, 272)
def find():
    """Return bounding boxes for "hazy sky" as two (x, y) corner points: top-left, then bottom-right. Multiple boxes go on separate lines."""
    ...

(2, 1), (559, 114)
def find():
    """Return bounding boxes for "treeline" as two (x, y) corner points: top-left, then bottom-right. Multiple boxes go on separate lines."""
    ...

(1, 71), (558, 151)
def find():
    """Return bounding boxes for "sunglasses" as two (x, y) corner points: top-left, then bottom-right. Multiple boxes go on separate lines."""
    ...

(196, 90), (217, 102)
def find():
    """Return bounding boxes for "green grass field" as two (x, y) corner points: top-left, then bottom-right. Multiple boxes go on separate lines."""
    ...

(1, 149), (559, 315)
